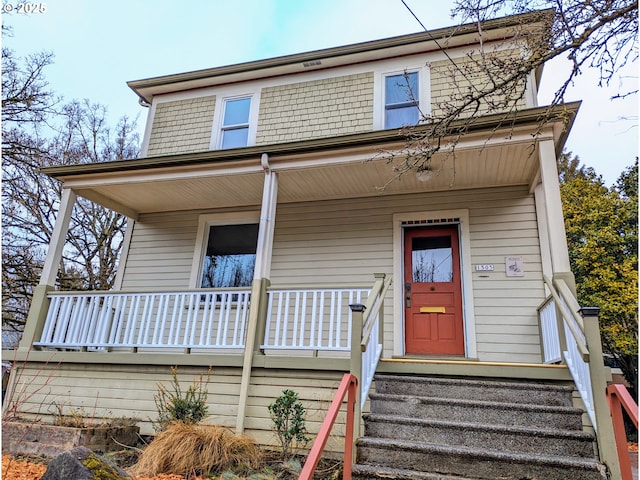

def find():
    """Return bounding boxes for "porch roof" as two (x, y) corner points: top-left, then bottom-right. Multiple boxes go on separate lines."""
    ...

(42, 103), (579, 219)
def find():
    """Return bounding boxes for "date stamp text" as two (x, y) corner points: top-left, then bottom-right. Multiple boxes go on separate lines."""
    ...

(2, 3), (47, 14)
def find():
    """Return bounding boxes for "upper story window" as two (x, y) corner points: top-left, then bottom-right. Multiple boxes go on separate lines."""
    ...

(220, 97), (251, 149)
(384, 71), (420, 128)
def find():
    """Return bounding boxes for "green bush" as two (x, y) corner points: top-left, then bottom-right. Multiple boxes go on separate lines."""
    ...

(268, 389), (309, 460)
(152, 366), (210, 432)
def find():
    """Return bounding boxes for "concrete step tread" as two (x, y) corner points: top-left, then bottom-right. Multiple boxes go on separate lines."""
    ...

(374, 374), (575, 394)
(352, 464), (483, 480)
(369, 391), (583, 415)
(363, 412), (595, 440)
(357, 437), (604, 471)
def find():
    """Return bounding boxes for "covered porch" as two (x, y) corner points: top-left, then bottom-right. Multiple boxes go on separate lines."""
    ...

(10, 104), (619, 453)
(19, 105), (578, 361)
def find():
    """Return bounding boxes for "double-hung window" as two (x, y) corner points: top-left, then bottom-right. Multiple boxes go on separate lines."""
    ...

(220, 97), (251, 149)
(384, 71), (420, 129)
(199, 223), (259, 288)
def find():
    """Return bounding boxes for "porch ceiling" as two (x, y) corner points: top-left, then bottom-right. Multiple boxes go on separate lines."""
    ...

(67, 139), (540, 217)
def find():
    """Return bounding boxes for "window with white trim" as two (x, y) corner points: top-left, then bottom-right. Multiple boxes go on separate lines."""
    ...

(190, 212), (261, 289)
(220, 97), (252, 149)
(200, 223), (258, 288)
(384, 71), (420, 128)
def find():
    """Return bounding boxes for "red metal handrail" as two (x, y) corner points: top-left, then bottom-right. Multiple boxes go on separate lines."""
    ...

(607, 383), (639, 480)
(299, 373), (358, 480)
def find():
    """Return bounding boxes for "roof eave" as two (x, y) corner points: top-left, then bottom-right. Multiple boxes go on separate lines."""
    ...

(127, 9), (555, 104)
(43, 101), (580, 180)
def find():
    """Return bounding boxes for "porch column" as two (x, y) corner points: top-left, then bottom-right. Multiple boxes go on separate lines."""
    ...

(537, 138), (576, 293)
(19, 187), (77, 351)
(236, 156), (278, 433)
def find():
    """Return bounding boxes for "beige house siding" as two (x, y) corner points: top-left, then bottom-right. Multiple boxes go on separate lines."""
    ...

(120, 186), (543, 363)
(8, 362), (346, 452)
(255, 73), (374, 144)
(243, 369), (347, 452)
(6, 363), (241, 436)
(270, 186), (543, 363)
(120, 211), (200, 289)
(430, 51), (528, 118)
(146, 96), (216, 157)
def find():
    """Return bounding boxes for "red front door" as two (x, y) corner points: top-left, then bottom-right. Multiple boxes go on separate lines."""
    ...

(403, 225), (464, 355)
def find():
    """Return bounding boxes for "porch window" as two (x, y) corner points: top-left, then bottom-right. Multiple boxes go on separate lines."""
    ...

(220, 97), (251, 149)
(200, 223), (259, 288)
(384, 72), (420, 128)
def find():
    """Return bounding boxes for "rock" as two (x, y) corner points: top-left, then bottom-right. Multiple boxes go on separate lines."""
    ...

(40, 446), (131, 480)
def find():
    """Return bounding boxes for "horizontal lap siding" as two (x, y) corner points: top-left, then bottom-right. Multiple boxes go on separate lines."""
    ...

(270, 199), (395, 354)
(7, 363), (348, 451)
(270, 186), (544, 363)
(243, 369), (347, 453)
(121, 212), (199, 289)
(468, 192), (544, 363)
(119, 187), (544, 363)
(6, 363), (241, 435)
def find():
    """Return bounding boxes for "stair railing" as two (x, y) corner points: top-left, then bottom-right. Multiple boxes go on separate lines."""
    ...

(349, 274), (392, 416)
(541, 275), (622, 479)
(299, 373), (357, 480)
(607, 384), (639, 480)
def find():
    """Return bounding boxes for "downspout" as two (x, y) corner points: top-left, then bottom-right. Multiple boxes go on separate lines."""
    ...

(236, 153), (278, 434)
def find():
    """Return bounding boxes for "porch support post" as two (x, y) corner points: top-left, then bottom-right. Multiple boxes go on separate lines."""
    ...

(581, 307), (621, 480)
(19, 188), (76, 351)
(236, 157), (278, 434)
(538, 139), (576, 294)
(349, 303), (365, 440)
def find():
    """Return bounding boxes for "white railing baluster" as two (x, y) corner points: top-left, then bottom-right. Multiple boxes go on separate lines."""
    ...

(309, 291), (318, 347)
(110, 295), (126, 344)
(318, 291), (325, 349)
(222, 293), (233, 346)
(281, 292), (291, 346)
(41, 296), (62, 343)
(273, 292), (283, 347)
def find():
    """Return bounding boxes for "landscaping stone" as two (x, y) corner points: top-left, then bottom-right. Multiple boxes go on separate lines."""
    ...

(1, 421), (140, 457)
(40, 446), (131, 480)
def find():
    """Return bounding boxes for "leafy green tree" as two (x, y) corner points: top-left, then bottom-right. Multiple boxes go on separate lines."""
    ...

(559, 153), (638, 396)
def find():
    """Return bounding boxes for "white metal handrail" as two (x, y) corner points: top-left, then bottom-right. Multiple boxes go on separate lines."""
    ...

(35, 289), (251, 350)
(262, 288), (368, 351)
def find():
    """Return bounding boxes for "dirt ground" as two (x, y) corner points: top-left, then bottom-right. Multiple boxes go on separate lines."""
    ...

(1, 454), (201, 480)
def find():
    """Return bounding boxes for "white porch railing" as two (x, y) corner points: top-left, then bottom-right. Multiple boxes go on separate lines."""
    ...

(261, 288), (368, 351)
(539, 276), (595, 429)
(537, 296), (562, 363)
(35, 289), (251, 350)
(354, 274), (392, 409)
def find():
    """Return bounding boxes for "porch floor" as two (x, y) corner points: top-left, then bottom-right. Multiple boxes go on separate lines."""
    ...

(378, 357), (573, 382)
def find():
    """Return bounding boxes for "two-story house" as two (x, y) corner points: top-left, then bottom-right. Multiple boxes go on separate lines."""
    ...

(5, 10), (624, 479)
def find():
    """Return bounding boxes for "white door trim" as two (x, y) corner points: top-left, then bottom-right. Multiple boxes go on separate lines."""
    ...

(392, 209), (477, 358)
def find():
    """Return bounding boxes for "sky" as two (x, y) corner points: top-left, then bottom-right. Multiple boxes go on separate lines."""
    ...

(3, 0), (637, 185)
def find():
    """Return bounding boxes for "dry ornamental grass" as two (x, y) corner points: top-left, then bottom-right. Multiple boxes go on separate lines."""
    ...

(130, 423), (261, 479)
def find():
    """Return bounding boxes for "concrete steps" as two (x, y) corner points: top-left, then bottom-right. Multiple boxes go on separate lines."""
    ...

(352, 373), (607, 480)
